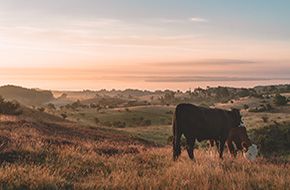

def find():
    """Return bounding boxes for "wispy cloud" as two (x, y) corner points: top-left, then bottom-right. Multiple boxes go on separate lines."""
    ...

(144, 76), (284, 83)
(69, 19), (122, 28)
(190, 17), (209, 23)
(150, 59), (257, 66)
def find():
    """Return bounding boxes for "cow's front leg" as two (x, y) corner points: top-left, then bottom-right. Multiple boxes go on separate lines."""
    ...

(186, 137), (195, 160)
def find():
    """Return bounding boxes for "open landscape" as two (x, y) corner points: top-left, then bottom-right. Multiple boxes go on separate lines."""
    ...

(1, 1), (290, 189)
(0, 84), (290, 189)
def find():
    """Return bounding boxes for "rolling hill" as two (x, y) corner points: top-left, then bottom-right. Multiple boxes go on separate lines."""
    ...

(0, 85), (55, 106)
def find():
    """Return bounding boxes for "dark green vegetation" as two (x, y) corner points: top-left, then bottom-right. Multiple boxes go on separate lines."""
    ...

(251, 121), (290, 157)
(273, 93), (288, 106)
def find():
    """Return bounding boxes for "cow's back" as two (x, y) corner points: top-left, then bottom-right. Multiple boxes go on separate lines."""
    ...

(175, 104), (234, 141)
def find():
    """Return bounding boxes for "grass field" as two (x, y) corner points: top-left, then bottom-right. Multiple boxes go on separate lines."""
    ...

(1, 114), (290, 189)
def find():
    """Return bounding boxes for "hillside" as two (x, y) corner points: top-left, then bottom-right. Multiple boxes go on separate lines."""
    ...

(0, 111), (289, 189)
(0, 89), (290, 189)
(0, 85), (55, 106)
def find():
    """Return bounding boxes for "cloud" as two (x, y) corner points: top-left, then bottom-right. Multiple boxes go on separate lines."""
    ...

(150, 59), (257, 66)
(190, 17), (208, 23)
(144, 76), (290, 83)
(69, 19), (122, 28)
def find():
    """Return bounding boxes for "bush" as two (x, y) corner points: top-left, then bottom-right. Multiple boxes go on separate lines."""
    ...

(101, 121), (112, 127)
(243, 104), (249, 110)
(261, 116), (269, 123)
(250, 122), (290, 157)
(273, 93), (287, 106)
(94, 117), (100, 124)
(37, 107), (45, 112)
(112, 121), (126, 128)
(143, 119), (151, 126)
(0, 96), (22, 115)
(61, 113), (67, 119)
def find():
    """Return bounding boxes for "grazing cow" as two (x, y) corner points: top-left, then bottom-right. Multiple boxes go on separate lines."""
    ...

(209, 126), (258, 161)
(172, 103), (243, 160)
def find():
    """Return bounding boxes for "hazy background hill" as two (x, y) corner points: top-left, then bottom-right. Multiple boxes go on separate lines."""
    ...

(0, 85), (55, 106)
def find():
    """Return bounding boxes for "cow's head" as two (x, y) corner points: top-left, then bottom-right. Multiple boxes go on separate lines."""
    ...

(242, 143), (258, 161)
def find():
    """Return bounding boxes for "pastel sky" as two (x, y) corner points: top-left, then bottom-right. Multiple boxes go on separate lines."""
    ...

(0, 0), (290, 90)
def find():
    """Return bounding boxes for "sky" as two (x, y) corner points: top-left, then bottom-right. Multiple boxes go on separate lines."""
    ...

(0, 0), (290, 91)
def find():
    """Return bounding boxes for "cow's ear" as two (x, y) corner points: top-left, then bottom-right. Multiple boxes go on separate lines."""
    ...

(241, 142), (248, 152)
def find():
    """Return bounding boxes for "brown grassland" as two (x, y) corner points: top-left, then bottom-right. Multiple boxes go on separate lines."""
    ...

(0, 113), (290, 190)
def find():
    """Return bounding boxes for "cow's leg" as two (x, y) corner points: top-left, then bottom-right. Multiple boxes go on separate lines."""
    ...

(219, 140), (226, 159)
(215, 140), (220, 154)
(219, 133), (229, 159)
(173, 132), (182, 160)
(209, 140), (214, 156)
(226, 140), (237, 157)
(186, 137), (195, 160)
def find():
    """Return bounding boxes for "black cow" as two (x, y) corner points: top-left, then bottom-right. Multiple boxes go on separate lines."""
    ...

(172, 103), (242, 160)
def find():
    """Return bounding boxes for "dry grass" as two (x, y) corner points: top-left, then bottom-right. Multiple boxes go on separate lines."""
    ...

(0, 114), (289, 189)
(0, 145), (289, 190)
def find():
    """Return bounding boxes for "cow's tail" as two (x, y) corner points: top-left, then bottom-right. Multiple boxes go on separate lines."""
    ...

(173, 108), (181, 161)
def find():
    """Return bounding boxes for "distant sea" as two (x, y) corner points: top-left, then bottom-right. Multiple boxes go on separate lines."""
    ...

(1, 78), (289, 91)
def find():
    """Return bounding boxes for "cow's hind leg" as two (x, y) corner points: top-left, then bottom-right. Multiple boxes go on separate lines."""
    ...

(186, 137), (196, 160)
(173, 132), (182, 160)
(219, 135), (228, 159)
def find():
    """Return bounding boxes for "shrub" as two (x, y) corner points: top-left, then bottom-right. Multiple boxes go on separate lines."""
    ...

(265, 103), (273, 111)
(61, 113), (67, 119)
(261, 116), (269, 123)
(94, 117), (100, 124)
(243, 104), (249, 110)
(0, 96), (22, 115)
(143, 119), (151, 126)
(37, 107), (45, 112)
(273, 93), (287, 106)
(250, 122), (290, 157)
(101, 121), (112, 127)
(112, 121), (126, 128)
(46, 103), (56, 110)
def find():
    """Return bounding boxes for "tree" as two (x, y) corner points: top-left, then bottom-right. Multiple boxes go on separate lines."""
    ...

(47, 103), (56, 114)
(37, 107), (45, 112)
(61, 113), (67, 119)
(273, 93), (287, 106)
